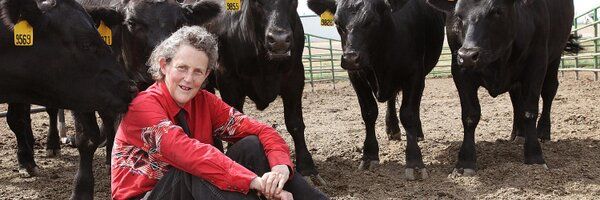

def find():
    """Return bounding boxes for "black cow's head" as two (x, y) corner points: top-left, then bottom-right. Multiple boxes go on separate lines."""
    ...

(0, 0), (132, 112)
(85, 0), (220, 89)
(427, 0), (529, 68)
(256, 0), (299, 60)
(308, 0), (394, 71)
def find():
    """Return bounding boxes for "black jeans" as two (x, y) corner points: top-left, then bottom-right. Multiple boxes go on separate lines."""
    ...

(137, 136), (328, 200)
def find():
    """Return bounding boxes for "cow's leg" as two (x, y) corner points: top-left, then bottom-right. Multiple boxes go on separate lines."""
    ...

(452, 69), (481, 176)
(99, 111), (117, 166)
(348, 73), (380, 171)
(400, 74), (427, 180)
(280, 65), (324, 186)
(6, 103), (39, 176)
(509, 87), (525, 142)
(385, 95), (401, 141)
(46, 107), (61, 157)
(537, 58), (560, 142)
(520, 56), (547, 167)
(70, 111), (102, 200)
(58, 109), (67, 138)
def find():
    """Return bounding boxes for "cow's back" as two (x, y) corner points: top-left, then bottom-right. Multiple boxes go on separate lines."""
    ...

(545, 0), (574, 60)
(392, 0), (445, 74)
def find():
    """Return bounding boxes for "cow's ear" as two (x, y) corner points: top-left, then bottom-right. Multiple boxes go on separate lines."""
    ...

(426, 0), (456, 14)
(183, 0), (221, 25)
(1, 0), (45, 28)
(307, 0), (337, 15)
(85, 7), (124, 28)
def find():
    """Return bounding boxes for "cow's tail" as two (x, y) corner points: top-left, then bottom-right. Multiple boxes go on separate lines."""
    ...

(564, 33), (583, 54)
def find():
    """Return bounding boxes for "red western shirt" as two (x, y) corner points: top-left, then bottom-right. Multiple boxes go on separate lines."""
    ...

(111, 81), (294, 200)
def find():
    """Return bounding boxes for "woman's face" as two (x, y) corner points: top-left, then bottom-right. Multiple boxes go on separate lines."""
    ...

(160, 44), (210, 107)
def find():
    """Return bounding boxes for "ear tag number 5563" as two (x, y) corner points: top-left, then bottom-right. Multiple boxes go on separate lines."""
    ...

(226, 0), (240, 11)
(320, 10), (334, 26)
(98, 21), (112, 45)
(14, 20), (33, 46)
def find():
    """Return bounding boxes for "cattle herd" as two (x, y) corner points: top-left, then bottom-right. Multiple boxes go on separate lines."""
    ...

(0, 0), (582, 199)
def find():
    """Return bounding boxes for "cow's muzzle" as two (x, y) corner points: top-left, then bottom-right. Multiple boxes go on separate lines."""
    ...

(266, 30), (292, 59)
(457, 47), (481, 67)
(341, 51), (361, 70)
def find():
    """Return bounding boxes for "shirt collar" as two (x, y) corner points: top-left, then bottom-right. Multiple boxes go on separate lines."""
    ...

(157, 81), (193, 118)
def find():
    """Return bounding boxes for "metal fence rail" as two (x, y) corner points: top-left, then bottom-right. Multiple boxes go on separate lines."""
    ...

(560, 5), (600, 80)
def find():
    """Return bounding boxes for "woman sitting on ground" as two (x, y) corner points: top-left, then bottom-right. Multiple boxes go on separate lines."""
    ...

(110, 26), (328, 200)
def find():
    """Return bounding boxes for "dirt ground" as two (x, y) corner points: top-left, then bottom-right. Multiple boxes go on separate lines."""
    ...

(0, 72), (599, 199)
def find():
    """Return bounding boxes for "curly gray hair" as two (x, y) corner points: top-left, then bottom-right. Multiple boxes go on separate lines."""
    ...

(147, 26), (219, 81)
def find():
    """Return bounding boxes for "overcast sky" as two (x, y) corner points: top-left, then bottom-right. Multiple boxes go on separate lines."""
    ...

(298, 0), (600, 40)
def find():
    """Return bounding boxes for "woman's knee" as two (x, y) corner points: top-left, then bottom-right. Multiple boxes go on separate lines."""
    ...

(229, 135), (264, 155)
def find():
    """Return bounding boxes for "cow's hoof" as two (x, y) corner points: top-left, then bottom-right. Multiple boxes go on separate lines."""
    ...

(405, 168), (428, 181)
(449, 168), (476, 178)
(463, 168), (476, 176)
(536, 164), (549, 170)
(61, 136), (77, 148)
(512, 136), (525, 143)
(358, 160), (380, 171)
(304, 174), (327, 186)
(387, 131), (402, 141)
(19, 166), (39, 177)
(46, 149), (61, 157)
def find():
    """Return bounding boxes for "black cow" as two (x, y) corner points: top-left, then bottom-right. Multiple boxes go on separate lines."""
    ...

(0, 0), (131, 111)
(427, 0), (579, 175)
(182, 0), (325, 185)
(0, 0), (131, 180)
(3, 0), (221, 199)
(308, 0), (445, 180)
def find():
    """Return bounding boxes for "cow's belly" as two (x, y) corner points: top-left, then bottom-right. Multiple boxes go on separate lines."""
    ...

(245, 75), (281, 110)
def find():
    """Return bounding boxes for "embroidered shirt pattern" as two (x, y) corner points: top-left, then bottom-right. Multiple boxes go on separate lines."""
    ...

(113, 119), (176, 180)
(213, 108), (247, 139)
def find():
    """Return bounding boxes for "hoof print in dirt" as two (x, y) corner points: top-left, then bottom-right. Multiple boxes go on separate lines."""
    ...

(405, 168), (428, 181)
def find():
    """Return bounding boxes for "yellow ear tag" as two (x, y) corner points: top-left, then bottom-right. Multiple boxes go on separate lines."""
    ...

(225, 0), (241, 11)
(14, 20), (33, 46)
(97, 21), (112, 45)
(320, 10), (334, 26)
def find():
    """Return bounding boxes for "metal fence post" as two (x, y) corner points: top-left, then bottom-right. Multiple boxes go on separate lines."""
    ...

(307, 34), (315, 91)
(574, 20), (579, 69)
(595, 9), (599, 80)
(329, 39), (336, 89)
